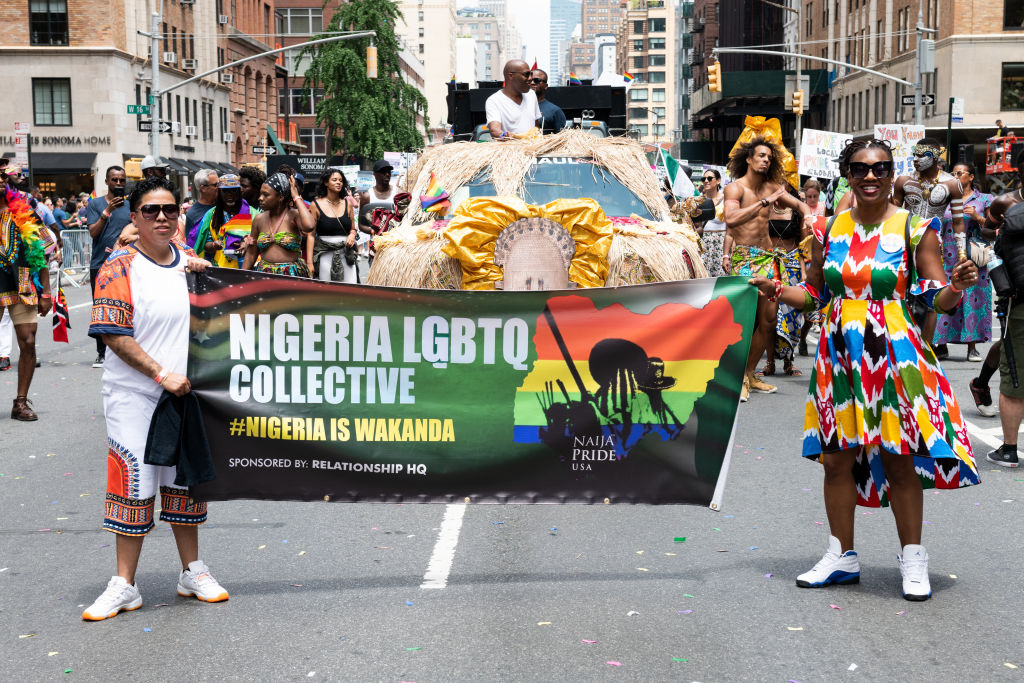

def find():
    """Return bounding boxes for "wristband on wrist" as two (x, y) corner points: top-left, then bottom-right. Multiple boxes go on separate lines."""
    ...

(948, 281), (963, 294)
(154, 368), (168, 384)
(101, 211), (110, 219)
(760, 198), (769, 207)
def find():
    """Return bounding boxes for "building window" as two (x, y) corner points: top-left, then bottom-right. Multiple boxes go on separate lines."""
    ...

(300, 127), (326, 154)
(278, 87), (324, 115)
(648, 71), (665, 83)
(648, 54), (665, 66)
(648, 18), (665, 32)
(632, 124), (649, 136)
(30, 0), (69, 45)
(648, 37), (665, 50)
(1007, 1), (1024, 28)
(633, 20), (644, 34)
(1001, 63), (1024, 109)
(285, 51), (313, 75)
(418, 10), (424, 20)
(32, 78), (71, 126)
(633, 39), (643, 51)
(628, 107), (649, 119)
(653, 123), (666, 136)
(652, 88), (665, 102)
(633, 56), (644, 69)
(629, 88), (648, 102)
(276, 8), (323, 35)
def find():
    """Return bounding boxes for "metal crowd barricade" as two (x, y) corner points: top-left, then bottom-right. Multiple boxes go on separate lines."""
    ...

(59, 229), (92, 288)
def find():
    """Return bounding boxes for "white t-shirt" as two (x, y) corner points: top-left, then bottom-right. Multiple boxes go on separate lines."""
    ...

(485, 90), (541, 136)
(89, 242), (193, 399)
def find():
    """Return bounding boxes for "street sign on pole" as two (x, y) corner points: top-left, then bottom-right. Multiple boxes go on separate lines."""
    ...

(138, 119), (173, 133)
(902, 93), (934, 106)
(14, 121), (30, 168)
(951, 97), (964, 124)
(252, 146), (275, 155)
(127, 104), (151, 115)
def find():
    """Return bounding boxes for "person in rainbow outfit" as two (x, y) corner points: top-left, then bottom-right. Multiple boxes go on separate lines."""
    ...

(0, 164), (53, 420)
(189, 174), (253, 268)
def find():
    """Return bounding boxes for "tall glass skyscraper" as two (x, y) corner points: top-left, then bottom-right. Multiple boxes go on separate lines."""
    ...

(549, 0), (581, 85)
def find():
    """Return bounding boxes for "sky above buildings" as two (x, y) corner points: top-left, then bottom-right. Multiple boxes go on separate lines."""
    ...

(457, 0), (550, 72)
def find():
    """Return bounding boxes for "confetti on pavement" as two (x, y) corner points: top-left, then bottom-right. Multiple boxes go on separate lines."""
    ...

(626, 610), (639, 616)
(671, 657), (689, 662)
(582, 640), (597, 644)
(537, 621), (551, 626)
(1005, 663), (1018, 669)
(606, 661), (622, 667)
(637, 568), (649, 572)
(143, 627), (152, 632)
(673, 537), (686, 542)
(787, 627), (804, 631)
(848, 663), (858, 671)
(678, 610), (693, 614)
(829, 604), (841, 610)
(896, 611), (906, 615)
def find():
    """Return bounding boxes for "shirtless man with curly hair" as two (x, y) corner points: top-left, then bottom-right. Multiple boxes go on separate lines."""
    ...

(724, 136), (813, 401)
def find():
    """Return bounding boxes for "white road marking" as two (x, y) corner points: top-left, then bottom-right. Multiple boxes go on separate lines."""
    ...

(420, 503), (467, 590)
(69, 301), (92, 310)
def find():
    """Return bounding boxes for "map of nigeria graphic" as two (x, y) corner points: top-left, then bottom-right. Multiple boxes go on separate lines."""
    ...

(513, 294), (743, 458)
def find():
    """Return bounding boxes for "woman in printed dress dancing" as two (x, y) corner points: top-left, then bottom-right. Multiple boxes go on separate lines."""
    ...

(749, 139), (980, 601)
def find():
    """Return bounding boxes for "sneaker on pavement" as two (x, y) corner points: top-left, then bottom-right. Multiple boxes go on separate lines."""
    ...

(91, 354), (104, 369)
(898, 544), (931, 601)
(82, 576), (142, 621)
(740, 375), (749, 403)
(967, 349), (983, 362)
(177, 560), (229, 602)
(0, 357), (10, 371)
(969, 378), (998, 417)
(986, 444), (1020, 468)
(748, 374), (778, 394)
(796, 535), (860, 588)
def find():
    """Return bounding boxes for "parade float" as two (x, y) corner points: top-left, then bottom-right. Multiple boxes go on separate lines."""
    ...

(366, 129), (708, 290)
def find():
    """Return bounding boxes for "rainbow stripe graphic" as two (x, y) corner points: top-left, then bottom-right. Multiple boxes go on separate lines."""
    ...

(568, 72), (582, 85)
(419, 172), (451, 214)
(513, 295), (742, 456)
(623, 72), (634, 82)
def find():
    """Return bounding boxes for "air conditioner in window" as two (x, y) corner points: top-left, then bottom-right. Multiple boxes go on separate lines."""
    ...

(180, 0), (194, 5)
(185, 125), (198, 136)
(220, 73), (234, 84)
(223, 132), (235, 143)
(218, 15), (230, 24)
(181, 59), (197, 69)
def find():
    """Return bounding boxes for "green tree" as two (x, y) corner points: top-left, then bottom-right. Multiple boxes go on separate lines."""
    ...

(299, 0), (427, 160)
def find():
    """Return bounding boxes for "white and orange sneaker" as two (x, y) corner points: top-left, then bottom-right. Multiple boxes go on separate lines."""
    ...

(82, 576), (142, 621)
(177, 560), (229, 602)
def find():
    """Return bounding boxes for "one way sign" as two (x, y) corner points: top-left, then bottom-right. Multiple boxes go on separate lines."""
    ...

(137, 119), (173, 133)
(901, 94), (935, 106)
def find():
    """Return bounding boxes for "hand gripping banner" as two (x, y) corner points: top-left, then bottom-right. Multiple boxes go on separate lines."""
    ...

(187, 269), (755, 508)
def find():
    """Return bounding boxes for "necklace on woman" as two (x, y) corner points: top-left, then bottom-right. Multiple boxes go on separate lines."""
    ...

(326, 196), (343, 206)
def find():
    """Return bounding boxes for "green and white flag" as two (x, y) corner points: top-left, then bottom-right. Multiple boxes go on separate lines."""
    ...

(660, 148), (695, 199)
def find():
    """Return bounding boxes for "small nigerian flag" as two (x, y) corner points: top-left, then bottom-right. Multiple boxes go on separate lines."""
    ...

(660, 149), (695, 198)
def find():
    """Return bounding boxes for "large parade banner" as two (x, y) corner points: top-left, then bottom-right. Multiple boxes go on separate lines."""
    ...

(874, 124), (925, 178)
(799, 128), (852, 179)
(186, 269), (756, 508)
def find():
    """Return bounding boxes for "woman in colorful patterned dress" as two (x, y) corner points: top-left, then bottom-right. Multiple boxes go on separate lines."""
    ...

(750, 139), (981, 601)
(933, 163), (994, 361)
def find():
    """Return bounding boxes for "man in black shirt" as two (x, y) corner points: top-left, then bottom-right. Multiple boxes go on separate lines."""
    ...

(85, 166), (132, 368)
(531, 69), (567, 134)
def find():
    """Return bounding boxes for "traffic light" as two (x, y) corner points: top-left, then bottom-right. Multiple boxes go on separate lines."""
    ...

(707, 61), (721, 93)
(366, 44), (378, 79)
(791, 89), (805, 115)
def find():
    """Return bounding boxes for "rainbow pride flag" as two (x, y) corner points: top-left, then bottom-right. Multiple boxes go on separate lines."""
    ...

(623, 72), (634, 83)
(448, 74), (456, 84)
(420, 172), (450, 214)
(513, 294), (742, 456)
(568, 72), (582, 85)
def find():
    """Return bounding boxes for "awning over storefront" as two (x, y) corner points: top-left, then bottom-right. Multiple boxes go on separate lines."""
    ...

(205, 161), (238, 175)
(25, 152), (97, 174)
(187, 160), (218, 174)
(172, 158), (203, 175)
(163, 158), (190, 175)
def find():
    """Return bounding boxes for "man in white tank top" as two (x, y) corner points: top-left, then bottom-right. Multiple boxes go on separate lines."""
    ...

(359, 159), (399, 235)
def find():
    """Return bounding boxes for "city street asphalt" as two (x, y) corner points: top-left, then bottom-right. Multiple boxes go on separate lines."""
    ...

(2, 281), (1022, 681)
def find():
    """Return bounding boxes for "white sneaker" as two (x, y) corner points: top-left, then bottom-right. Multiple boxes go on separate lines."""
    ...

(177, 560), (229, 602)
(898, 544), (931, 601)
(82, 576), (142, 621)
(796, 535), (861, 588)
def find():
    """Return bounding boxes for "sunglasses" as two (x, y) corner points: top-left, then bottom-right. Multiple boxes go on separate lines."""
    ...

(530, 78), (546, 84)
(848, 161), (893, 179)
(702, 176), (716, 181)
(138, 203), (180, 221)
